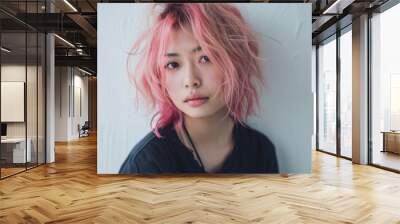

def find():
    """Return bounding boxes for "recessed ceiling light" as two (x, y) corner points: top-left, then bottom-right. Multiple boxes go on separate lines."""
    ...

(63, 0), (78, 12)
(78, 67), (93, 76)
(322, 0), (353, 15)
(1, 47), (11, 53)
(54, 34), (75, 48)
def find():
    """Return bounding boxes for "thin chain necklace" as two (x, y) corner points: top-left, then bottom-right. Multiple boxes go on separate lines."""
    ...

(182, 121), (205, 170)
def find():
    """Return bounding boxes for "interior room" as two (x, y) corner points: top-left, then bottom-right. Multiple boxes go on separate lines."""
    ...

(0, 0), (399, 223)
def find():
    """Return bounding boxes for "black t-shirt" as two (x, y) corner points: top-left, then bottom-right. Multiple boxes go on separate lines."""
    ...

(119, 123), (278, 174)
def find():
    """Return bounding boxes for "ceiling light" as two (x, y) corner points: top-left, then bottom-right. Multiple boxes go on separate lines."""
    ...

(323, 0), (341, 14)
(63, 0), (78, 12)
(78, 67), (92, 76)
(1, 47), (11, 53)
(54, 34), (75, 48)
(322, 0), (351, 15)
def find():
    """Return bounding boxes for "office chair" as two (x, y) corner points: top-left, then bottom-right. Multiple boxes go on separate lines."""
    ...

(79, 121), (90, 138)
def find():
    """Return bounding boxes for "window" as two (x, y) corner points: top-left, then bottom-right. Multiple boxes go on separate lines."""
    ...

(371, 2), (400, 171)
(318, 35), (337, 155)
(340, 28), (352, 158)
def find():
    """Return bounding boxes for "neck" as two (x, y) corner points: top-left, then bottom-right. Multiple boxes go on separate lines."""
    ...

(181, 109), (234, 152)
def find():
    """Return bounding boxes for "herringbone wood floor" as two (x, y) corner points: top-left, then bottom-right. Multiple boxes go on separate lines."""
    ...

(1, 134), (400, 224)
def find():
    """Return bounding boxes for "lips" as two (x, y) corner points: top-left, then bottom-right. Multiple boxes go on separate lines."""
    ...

(184, 96), (209, 107)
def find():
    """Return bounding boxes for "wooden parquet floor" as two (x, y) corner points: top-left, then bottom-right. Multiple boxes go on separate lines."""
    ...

(1, 134), (400, 223)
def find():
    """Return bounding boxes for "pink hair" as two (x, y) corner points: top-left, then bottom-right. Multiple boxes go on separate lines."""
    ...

(127, 3), (263, 137)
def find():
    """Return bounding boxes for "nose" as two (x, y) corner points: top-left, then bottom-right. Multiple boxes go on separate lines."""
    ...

(183, 63), (201, 89)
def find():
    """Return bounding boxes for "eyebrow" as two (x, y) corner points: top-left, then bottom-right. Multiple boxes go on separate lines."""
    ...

(165, 46), (202, 57)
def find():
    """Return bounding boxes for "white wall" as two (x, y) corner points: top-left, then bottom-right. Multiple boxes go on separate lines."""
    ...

(98, 3), (313, 174)
(55, 67), (89, 141)
(55, 67), (68, 141)
(1, 82), (24, 122)
(1, 63), (46, 164)
(1, 65), (40, 138)
(1, 66), (26, 131)
(72, 71), (89, 138)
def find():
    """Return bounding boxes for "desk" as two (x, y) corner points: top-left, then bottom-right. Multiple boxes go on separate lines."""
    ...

(381, 131), (400, 154)
(1, 138), (31, 163)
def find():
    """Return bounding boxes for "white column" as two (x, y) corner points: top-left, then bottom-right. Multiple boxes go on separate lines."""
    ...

(46, 33), (55, 163)
(46, 1), (56, 163)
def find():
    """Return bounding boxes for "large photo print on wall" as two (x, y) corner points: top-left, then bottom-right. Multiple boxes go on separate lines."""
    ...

(98, 3), (313, 174)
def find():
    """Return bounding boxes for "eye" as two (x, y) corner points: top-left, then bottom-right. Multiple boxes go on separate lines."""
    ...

(164, 62), (179, 70)
(199, 55), (210, 64)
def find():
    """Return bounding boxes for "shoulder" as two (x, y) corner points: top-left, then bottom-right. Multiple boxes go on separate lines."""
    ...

(119, 127), (175, 174)
(237, 124), (274, 149)
(245, 126), (273, 144)
(237, 123), (279, 173)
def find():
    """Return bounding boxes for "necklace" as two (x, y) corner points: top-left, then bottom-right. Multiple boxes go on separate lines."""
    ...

(182, 121), (205, 170)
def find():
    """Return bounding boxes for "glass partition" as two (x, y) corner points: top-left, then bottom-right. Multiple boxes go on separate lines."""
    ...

(27, 31), (38, 169)
(0, 1), (46, 179)
(1, 30), (28, 177)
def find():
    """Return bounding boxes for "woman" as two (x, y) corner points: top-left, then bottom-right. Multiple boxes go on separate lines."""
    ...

(119, 3), (278, 174)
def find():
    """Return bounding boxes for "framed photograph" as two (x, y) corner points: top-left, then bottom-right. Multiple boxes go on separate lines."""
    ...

(98, 3), (313, 174)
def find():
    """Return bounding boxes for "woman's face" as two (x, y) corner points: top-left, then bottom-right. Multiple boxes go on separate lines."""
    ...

(162, 28), (226, 119)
